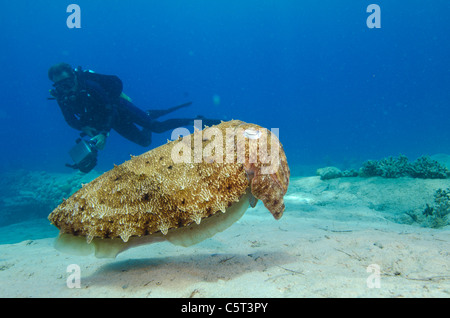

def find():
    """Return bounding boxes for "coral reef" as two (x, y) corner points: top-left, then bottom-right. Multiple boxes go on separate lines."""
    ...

(359, 155), (449, 179)
(404, 187), (450, 228)
(316, 155), (449, 180)
(316, 167), (358, 180)
(0, 170), (100, 226)
(408, 156), (450, 179)
(421, 188), (450, 228)
(316, 166), (342, 180)
(359, 155), (410, 178)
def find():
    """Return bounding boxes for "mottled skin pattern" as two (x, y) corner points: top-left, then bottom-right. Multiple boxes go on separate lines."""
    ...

(236, 122), (290, 219)
(48, 120), (290, 243)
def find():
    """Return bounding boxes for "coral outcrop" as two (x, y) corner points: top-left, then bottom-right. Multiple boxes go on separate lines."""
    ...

(0, 170), (99, 226)
(359, 155), (449, 179)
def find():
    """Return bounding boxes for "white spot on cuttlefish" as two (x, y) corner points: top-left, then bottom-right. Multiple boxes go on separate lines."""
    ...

(243, 128), (261, 140)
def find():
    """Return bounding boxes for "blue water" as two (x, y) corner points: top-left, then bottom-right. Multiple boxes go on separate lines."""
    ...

(0, 1), (449, 227)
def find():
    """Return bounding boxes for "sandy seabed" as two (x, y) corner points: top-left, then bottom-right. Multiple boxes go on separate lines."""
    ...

(0, 176), (449, 298)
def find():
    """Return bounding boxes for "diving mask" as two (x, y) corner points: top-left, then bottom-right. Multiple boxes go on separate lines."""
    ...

(53, 76), (76, 94)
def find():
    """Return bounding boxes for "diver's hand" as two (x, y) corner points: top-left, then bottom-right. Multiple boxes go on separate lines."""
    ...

(90, 133), (107, 150)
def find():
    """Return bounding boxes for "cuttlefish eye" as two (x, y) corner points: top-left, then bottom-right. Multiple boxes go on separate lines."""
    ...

(243, 128), (261, 139)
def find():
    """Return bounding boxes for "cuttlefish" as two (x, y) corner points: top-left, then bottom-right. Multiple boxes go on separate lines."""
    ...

(48, 120), (290, 258)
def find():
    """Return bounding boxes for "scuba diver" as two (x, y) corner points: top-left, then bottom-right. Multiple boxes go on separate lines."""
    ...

(48, 62), (220, 173)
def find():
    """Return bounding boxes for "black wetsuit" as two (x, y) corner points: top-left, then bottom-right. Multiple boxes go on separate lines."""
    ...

(52, 69), (213, 147)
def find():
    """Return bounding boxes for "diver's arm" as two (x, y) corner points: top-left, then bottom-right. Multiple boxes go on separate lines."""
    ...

(84, 80), (117, 134)
(87, 99), (115, 150)
(101, 104), (115, 133)
(58, 103), (83, 131)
